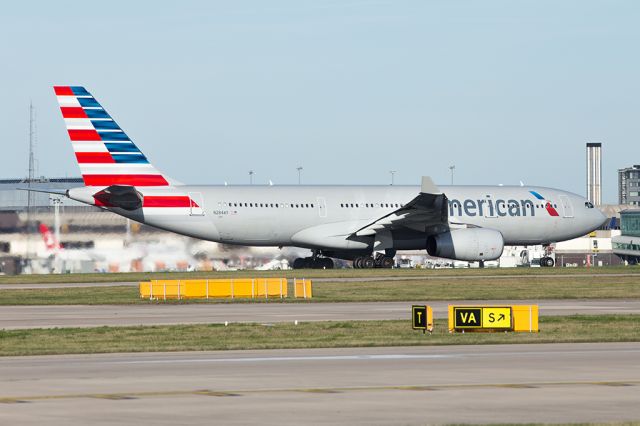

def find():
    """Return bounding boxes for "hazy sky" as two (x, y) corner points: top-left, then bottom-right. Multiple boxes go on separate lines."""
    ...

(2, 1), (638, 203)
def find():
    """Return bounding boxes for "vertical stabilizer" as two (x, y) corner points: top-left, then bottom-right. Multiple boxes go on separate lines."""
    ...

(54, 86), (171, 187)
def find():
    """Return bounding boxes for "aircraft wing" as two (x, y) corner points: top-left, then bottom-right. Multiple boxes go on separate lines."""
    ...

(352, 176), (449, 237)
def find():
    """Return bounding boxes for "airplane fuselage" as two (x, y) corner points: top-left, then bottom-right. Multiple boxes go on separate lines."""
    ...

(84, 184), (604, 254)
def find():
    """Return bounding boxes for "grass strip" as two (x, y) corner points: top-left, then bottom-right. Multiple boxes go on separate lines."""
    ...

(1, 274), (640, 305)
(0, 315), (639, 356)
(1, 265), (639, 285)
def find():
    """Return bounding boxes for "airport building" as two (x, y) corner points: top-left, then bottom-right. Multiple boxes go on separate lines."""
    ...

(612, 209), (640, 264)
(0, 177), (85, 210)
(618, 165), (640, 206)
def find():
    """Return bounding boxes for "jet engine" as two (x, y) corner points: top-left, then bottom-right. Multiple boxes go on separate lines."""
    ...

(426, 228), (504, 261)
(93, 185), (143, 211)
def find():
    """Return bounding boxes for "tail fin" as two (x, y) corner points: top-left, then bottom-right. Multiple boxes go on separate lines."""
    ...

(39, 223), (62, 252)
(53, 86), (171, 187)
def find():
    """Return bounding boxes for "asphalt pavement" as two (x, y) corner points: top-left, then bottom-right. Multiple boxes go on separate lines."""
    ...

(0, 343), (638, 425)
(0, 299), (639, 329)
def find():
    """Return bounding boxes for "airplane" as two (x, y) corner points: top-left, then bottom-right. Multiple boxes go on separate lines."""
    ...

(45, 86), (606, 269)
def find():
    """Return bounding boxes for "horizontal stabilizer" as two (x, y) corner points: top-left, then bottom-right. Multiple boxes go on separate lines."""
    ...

(17, 188), (68, 196)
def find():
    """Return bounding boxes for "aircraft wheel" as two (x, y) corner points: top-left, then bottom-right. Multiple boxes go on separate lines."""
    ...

(545, 257), (555, 267)
(321, 258), (334, 269)
(353, 257), (362, 269)
(381, 257), (394, 269)
(293, 258), (306, 269)
(363, 257), (375, 269)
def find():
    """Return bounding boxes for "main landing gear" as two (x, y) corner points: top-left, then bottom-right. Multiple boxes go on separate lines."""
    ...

(292, 251), (335, 269)
(353, 253), (394, 269)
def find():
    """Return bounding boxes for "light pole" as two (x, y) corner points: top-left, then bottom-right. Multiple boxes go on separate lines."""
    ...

(249, 170), (254, 185)
(389, 170), (397, 186)
(449, 165), (455, 185)
(297, 166), (303, 185)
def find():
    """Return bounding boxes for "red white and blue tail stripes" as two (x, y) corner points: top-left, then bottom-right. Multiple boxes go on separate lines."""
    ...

(55, 86), (204, 215)
(54, 86), (169, 187)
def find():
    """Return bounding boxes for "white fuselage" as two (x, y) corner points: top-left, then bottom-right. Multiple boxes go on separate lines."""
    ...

(70, 184), (605, 256)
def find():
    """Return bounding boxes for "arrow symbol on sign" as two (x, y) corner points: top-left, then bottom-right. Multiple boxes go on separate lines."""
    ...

(498, 314), (505, 321)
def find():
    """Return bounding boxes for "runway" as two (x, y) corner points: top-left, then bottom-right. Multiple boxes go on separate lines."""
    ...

(1, 299), (639, 329)
(1, 271), (639, 289)
(0, 343), (638, 425)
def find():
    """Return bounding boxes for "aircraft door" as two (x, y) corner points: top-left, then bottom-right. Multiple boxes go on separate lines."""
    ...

(559, 195), (574, 218)
(188, 192), (205, 216)
(317, 197), (327, 218)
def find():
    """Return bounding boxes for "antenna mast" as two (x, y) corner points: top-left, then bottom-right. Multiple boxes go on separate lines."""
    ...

(26, 103), (37, 262)
(28, 103), (36, 203)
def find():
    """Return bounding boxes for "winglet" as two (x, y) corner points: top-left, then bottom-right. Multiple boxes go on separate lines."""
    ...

(420, 176), (441, 194)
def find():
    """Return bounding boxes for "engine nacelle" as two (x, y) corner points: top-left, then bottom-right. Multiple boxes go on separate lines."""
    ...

(426, 228), (504, 261)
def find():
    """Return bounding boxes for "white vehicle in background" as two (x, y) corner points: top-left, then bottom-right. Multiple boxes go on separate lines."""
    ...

(255, 258), (291, 271)
(396, 258), (415, 268)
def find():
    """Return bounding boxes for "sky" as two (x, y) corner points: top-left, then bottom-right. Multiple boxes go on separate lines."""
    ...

(1, 0), (638, 203)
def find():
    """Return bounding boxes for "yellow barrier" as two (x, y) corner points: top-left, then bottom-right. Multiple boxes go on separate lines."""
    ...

(139, 278), (289, 300)
(512, 305), (539, 332)
(448, 305), (538, 333)
(293, 278), (312, 299)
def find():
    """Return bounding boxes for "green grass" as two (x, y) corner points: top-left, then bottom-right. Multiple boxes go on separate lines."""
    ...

(1, 273), (640, 305)
(0, 265), (638, 285)
(313, 275), (640, 301)
(0, 315), (638, 356)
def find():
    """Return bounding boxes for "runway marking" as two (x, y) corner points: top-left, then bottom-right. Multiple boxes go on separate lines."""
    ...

(112, 348), (640, 366)
(116, 354), (455, 364)
(1, 381), (637, 404)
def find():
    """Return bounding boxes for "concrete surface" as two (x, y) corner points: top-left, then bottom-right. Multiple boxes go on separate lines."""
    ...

(0, 299), (639, 329)
(0, 343), (638, 425)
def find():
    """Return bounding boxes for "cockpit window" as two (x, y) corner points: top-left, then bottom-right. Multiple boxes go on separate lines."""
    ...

(585, 201), (594, 209)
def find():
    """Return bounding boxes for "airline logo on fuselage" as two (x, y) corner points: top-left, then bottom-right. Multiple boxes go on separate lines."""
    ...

(448, 191), (559, 218)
